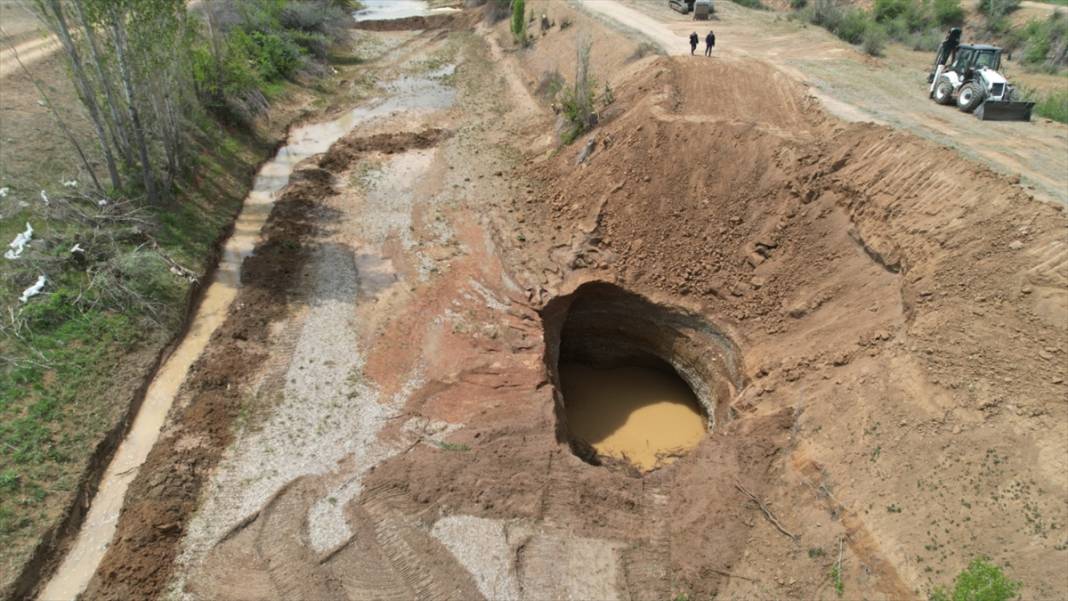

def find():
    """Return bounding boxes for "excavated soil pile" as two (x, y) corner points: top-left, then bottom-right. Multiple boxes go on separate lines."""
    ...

(318, 128), (447, 171)
(497, 54), (1067, 597)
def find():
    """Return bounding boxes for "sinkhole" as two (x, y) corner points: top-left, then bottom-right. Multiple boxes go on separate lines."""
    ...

(542, 282), (744, 473)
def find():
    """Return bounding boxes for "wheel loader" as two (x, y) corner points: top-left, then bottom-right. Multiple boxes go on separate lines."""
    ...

(928, 34), (1034, 121)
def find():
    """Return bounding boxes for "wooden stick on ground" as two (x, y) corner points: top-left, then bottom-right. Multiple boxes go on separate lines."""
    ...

(711, 568), (759, 583)
(735, 481), (798, 541)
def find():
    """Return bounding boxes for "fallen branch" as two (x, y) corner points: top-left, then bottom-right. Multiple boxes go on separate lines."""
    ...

(711, 567), (759, 583)
(735, 481), (798, 541)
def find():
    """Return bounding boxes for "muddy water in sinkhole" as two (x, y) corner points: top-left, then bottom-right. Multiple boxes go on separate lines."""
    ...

(561, 364), (707, 472)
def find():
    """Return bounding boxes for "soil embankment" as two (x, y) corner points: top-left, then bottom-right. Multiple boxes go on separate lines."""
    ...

(53, 3), (1068, 601)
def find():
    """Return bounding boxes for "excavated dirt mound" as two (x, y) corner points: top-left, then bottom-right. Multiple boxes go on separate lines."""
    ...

(319, 128), (448, 172)
(494, 54), (1067, 598)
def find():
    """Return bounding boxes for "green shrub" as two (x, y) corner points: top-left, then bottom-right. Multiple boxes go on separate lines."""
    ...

(511, 0), (526, 45)
(1033, 88), (1068, 122)
(114, 251), (180, 305)
(929, 558), (1021, 601)
(732, 0), (768, 9)
(791, 0), (808, 8)
(1015, 13), (1068, 69)
(977, 0), (1020, 18)
(932, 0), (965, 26)
(863, 22), (889, 55)
(873, 0), (910, 23)
(909, 27), (945, 51)
(806, 0), (844, 32)
(837, 9), (872, 44)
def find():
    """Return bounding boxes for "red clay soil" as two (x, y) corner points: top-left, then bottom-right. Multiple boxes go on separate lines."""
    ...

(483, 54), (1067, 597)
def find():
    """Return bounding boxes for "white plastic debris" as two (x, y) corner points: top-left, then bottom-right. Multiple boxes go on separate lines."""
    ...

(5, 222), (33, 260)
(40, 190), (49, 205)
(63, 180), (78, 188)
(20, 275), (46, 303)
(0, 186), (9, 198)
(70, 243), (85, 254)
(97, 199), (108, 207)
(36, 99), (46, 107)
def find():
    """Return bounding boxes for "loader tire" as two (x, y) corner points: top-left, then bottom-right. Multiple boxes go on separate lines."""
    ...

(933, 80), (954, 105)
(957, 83), (984, 113)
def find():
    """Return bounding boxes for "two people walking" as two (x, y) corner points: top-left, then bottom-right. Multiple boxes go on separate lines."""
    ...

(690, 31), (716, 56)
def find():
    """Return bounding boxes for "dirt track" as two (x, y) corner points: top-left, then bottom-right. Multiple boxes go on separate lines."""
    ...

(581, 0), (1068, 206)
(39, 4), (1068, 601)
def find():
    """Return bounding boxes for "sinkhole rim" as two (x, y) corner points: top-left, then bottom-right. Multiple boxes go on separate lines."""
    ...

(540, 281), (745, 474)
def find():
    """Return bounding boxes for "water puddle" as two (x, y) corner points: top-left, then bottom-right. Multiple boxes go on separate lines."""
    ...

(561, 363), (707, 472)
(39, 69), (457, 600)
(353, 0), (459, 21)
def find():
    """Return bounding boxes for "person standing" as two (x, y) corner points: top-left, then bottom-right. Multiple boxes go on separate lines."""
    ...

(705, 30), (716, 56)
(689, 32), (699, 55)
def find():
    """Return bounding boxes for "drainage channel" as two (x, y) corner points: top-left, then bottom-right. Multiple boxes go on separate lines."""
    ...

(38, 71), (457, 601)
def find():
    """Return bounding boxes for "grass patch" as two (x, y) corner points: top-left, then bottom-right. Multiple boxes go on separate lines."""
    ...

(929, 558), (1020, 601)
(797, 0), (964, 56)
(1033, 87), (1068, 122)
(830, 563), (844, 596)
(0, 111), (276, 591)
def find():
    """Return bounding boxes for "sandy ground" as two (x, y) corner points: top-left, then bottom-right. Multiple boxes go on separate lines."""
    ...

(581, 0), (1068, 206)
(36, 4), (1068, 601)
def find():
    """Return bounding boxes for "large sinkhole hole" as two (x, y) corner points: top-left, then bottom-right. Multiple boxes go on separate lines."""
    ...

(542, 282), (744, 474)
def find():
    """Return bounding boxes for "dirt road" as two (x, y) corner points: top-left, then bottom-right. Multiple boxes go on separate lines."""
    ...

(579, 0), (1068, 205)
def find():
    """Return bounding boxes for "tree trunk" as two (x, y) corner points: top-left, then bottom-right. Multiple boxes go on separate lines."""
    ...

(47, 0), (121, 191)
(109, 6), (158, 203)
(71, 0), (133, 169)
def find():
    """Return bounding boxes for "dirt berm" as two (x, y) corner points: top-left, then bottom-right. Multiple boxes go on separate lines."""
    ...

(486, 42), (1067, 597)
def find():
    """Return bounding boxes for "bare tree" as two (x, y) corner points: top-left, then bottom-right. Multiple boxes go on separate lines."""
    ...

(108, 3), (159, 203)
(40, 0), (122, 191)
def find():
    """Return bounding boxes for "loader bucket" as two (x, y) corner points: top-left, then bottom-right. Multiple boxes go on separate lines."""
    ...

(976, 100), (1034, 122)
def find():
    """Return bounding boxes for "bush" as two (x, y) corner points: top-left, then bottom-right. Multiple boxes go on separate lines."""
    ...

(837, 9), (872, 44)
(1033, 88), (1068, 122)
(929, 558), (1020, 601)
(909, 27), (945, 51)
(862, 22), (889, 55)
(977, 0), (1020, 18)
(791, 0), (808, 8)
(732, 0), (767, 9)
(806, 0), (845, 32)
(873, 0), (910, 23)
(1015, 13), (1068, 69)
(511, 0), (527, 45)
(932, 0), (965, 26)
(557, 37), (596, 144)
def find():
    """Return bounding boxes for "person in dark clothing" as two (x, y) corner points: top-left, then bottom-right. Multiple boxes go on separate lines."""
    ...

(928, 27), (962, 82)
(689, 32), (699, 55)
(705, 30), (716, 56)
